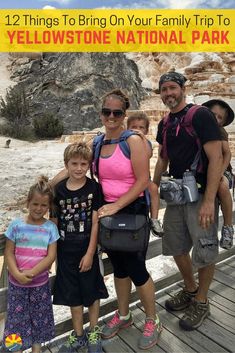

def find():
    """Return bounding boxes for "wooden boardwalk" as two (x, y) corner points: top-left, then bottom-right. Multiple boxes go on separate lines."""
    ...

(44, 255), (235, 353)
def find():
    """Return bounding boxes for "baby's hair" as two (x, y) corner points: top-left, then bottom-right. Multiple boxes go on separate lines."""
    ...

(64, 142), (92, 165)
(102, 89), (130, 111)
(27, 175), (53, 206)
(127, 112), (150, 131)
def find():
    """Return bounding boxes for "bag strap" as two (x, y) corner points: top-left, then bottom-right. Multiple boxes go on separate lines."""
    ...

(91, 133), (105, 179)
(92, 130), (138, 178)
(92, 130), (150, 207)
(182, 105), (203, 173)
(161, 113), (170, 160)
(161, 105), (204, 173)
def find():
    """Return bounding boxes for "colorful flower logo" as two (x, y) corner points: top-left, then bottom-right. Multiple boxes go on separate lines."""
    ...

(4, 334), (22, 352)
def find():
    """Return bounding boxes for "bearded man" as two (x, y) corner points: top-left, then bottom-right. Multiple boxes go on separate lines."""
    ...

(153, 72), (223, 330)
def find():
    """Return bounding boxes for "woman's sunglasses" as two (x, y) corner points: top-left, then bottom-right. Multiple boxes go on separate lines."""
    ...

(101, 108), (124, 118)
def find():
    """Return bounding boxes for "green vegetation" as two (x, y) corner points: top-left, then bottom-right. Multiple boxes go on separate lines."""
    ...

(33, 114), (64, 139)
(0, 85), (33, 140)
(0, 85), (64, 140)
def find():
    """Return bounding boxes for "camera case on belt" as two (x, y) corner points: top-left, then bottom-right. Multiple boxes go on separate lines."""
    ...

(160, 171), (199, 205)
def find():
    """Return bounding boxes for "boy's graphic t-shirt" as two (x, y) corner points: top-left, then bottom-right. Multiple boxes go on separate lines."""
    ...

(53, 177), (103, 251)
(5, 219), (59, 287)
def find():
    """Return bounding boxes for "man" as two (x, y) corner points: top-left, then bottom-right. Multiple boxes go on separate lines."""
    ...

(153, 71), (223, 331)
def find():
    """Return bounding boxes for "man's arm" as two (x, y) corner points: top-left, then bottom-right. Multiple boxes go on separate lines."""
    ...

(153, 145), (169, 186)
(199, 140), (223, 229)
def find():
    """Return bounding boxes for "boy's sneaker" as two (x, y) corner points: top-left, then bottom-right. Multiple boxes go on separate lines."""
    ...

(138, 317), (163, 350)
(179, 299), (210, 331)
(220, 225), (234, 249)
(101, 311), (133, 339)
(87, 326), (102, 353)
(150, 219), (164, 237)
(165, 288), (197, 311)
(58, 330), (87, 353)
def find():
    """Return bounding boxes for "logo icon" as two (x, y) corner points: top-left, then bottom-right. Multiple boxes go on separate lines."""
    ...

(5, 334), (22, 352)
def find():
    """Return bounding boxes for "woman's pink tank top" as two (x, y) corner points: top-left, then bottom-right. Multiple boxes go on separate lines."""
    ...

(99, 144), (136, 202)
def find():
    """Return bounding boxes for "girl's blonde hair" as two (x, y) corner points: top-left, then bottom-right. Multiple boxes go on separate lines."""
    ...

(64, 142), (92, 165)
(27, 175), (53, 206)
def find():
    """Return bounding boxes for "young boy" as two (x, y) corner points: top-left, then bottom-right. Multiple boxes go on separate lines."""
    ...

(127, 112), (164, 237)
(202, 99), (234, 249)
(51, 142), (108, 353)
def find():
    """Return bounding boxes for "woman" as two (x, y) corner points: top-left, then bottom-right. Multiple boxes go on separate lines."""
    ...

(96, 89), (162, 350)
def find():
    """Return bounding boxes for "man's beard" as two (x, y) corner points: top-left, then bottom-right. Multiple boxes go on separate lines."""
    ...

(163, 92), (184, 109)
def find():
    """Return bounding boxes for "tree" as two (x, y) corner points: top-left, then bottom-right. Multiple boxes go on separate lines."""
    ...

(33, 114), (64, 138)
(0, 85), (30, 139)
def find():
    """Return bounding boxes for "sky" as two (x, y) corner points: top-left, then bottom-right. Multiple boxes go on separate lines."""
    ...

(0, 0), (234, 9)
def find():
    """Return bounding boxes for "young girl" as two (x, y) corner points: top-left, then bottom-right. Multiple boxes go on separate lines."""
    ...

(3, 176), (59, 353)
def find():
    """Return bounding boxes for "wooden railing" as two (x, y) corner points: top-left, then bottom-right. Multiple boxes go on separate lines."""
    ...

(1, 218), (235, 339)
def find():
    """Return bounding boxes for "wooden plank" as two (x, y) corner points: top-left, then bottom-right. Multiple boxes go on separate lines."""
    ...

(0, 288), (7, 313)
(209, 305), (235, 334)
(0, 257), (7, 289)
(163, 286), (235, 352)
(195, 319), (235, 352)
(216, 262), (235, 276)
(209, 279), (235, 303)
(153, 293), (228, 353)
(207, 288), (235, 317)
(216, 247), (235, 263)
(101, 315), (135, 353)
(213, 269), (235, 289)
(154, 248), (235, 294)
(41, 347), (51, 353)
(223, 256), (235, 268)
(102, 336), (135, 353)
(153, 272), (182, 292)
(146, 238), (163, 261)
